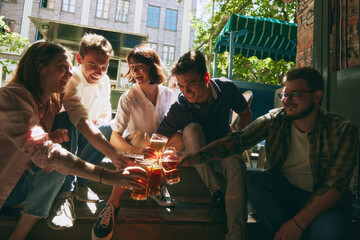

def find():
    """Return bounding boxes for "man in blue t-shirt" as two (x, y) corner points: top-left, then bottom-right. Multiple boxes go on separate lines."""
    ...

(157, 50), (252, 240)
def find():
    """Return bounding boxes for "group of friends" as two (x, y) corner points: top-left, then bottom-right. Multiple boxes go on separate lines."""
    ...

(0, 33), (358, 240)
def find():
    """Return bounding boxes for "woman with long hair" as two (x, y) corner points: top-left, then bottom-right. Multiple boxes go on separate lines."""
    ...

(0, 41), (147, 240)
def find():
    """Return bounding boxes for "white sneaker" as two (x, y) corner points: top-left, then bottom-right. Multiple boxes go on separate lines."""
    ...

(150, 186), (175, 207)
(47, 193), (76, 230)
(75, 185), (100, 203)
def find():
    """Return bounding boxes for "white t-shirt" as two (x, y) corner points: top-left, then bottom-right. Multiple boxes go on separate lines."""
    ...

(63, 66), (112, 126)
(111, 83), (176, 138)
(281, 124), (314, 192)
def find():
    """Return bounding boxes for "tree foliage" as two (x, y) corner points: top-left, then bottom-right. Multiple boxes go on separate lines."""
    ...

(0, 16), (29, 76)
(193, 0), (296, 85)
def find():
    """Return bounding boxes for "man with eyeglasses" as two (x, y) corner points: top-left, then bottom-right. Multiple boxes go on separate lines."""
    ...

(178, 67), (359, 240)
(157, 50), (252, 240)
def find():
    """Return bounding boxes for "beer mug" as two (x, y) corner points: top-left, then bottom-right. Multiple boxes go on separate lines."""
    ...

(130, 160), (153, 201)
(149, 133), (168, 153)
(161, 147), (180, 185)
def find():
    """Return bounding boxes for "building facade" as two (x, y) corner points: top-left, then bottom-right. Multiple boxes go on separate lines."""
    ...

(0, 0), (197, 88)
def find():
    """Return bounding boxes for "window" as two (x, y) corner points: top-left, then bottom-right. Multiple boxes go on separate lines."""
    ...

(116, 0), (129, 22)
(148, 43), (158, 52)
(162, 45), (175, 65)
(35, 29), (43, 41)
(96, 0), (110, 19)
(147, 5), (160, 28)
(165, 9), (177, 31)
(107, 59), (119, 80)
(62, 0), (76, 12)
(40, 0), (55, 9)
(3, 19), (15, 32)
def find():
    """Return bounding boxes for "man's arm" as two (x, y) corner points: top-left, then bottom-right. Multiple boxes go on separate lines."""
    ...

(296, 187), (341, 228)
(274, 187), (341, 240)
(157, 102), (187, 138)
(110, 131), (142, 154)
(179, 113), (271, 166)
(76, 118), (132, 168)
(275, 122), (359, 240)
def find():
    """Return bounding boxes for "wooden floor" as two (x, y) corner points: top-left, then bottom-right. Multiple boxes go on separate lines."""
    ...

(1, 160), (359, 240)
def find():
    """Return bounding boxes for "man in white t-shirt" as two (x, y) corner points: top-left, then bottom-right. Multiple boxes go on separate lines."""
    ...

(47, 34), (131, 230)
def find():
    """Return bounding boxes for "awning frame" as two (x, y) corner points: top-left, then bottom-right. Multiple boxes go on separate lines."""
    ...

(213, 14), (298, 79)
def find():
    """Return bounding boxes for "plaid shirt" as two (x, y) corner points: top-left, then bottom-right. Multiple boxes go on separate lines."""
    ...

(228, 107), (359, 205)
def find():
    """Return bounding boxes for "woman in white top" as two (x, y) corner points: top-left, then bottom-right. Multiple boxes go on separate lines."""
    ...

(0, 42), (147, 240)
(91, 44), (178, 240)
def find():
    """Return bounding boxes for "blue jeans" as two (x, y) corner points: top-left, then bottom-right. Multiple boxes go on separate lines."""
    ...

(1, 113), (78, 218)
(183, 123), (248, 240)
(3, 167), (65, 218)
(247, 171), (351, 240)
(53, 112), (112, 193)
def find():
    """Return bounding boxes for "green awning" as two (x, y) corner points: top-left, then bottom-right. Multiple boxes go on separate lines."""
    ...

(214, 14), (297, 62)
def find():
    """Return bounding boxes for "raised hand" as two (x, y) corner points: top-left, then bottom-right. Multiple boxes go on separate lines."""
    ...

(177, 151), (201, 167)
(111, 151), (136, 169)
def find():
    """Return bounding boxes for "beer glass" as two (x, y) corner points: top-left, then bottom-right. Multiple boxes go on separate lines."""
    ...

(147, 162), (162, 196)
(161, 147), (180, 185)
(149, 133), (168, 153)
(143, 147), (161, 161)
(130, 160), (153, 201)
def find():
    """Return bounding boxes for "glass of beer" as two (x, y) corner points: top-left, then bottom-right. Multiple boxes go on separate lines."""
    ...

(147, 162), (162, 196)
(130, 160), (153, 201)
(143, 147), (161, 161)
(149, 133), (168, 153)
(161, 147), (180, 185)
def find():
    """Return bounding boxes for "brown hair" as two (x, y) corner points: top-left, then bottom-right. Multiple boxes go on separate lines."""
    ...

(284, 67), (324, 92)
(79, 33), (114, 58)
(8, 41), (73, 110)
(124, 44), (166, 85)
(171, 50), (207, 78)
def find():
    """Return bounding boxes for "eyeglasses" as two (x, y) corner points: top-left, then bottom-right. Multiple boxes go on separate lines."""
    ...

(129, 63), (147, 72)
(278, 90), (315, 101)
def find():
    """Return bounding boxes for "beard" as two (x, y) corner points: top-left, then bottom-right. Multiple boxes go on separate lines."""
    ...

(286, 102), (315, 120)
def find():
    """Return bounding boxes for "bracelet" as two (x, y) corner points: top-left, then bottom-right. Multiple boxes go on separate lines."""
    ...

(292, 217), (304, 231)
(99, 167), (105, 183)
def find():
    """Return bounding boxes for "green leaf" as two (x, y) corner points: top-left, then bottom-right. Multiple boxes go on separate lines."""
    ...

(192, 0), (296, 85)
(0, 16), (30, 75)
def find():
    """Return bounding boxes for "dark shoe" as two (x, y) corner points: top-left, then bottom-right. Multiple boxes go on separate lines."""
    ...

(150, 186), (175, 207)
(91, 204), (119, 240)
(47, 192), (76, 230)
(208, 190), (226, 222)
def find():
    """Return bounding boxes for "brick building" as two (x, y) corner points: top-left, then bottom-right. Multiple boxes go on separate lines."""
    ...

(292, 0), (359, 131)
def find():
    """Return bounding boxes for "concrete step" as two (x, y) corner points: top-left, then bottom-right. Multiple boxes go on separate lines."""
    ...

(1, 162), (360, 240)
